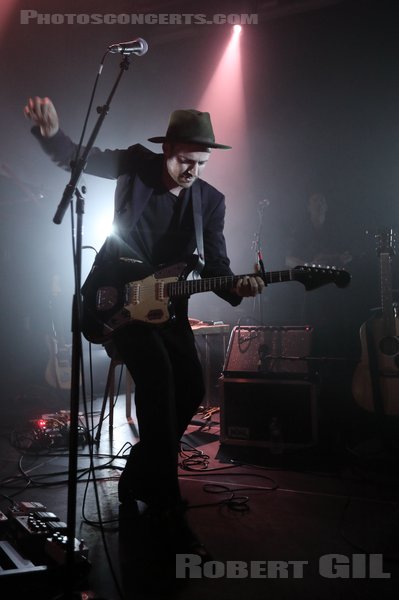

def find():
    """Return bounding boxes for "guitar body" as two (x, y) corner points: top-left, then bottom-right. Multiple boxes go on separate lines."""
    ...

(45, 335), (73, 390)
(81, 259), (193, 343)
(352, 229), (399, 416)
(45, 274), (73, 390)
(352, 317), (399, 416)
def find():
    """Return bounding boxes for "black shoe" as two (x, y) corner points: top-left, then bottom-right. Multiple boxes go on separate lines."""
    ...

(145, 503), (212, 561)
(173, 512), (212, 562)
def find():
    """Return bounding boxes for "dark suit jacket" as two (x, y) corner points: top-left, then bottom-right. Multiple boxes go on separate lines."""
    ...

(33, 127), (241, 307)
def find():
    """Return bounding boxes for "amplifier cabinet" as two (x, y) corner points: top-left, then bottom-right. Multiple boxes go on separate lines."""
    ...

(220, 377), (318, 448)
(223, 325), (312, 376)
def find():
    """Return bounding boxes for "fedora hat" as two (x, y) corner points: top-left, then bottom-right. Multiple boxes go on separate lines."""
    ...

(148, 109), (231, 149)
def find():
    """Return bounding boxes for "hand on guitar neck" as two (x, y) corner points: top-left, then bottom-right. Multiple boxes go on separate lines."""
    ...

(233, 274), (265, 297)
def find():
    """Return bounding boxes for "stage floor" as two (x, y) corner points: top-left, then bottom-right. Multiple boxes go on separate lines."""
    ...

(0, 383), (398, 600)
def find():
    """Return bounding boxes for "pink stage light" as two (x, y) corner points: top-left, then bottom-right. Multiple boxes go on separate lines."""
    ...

(198, 26), (248, 198)
(0, 0), (17, 38)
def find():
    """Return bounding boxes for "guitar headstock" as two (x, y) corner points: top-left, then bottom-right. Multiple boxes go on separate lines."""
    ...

(293, 265), (351, 291)
(375, 228), (396, 257)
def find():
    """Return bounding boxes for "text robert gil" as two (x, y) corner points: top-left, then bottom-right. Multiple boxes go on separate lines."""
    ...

(176, 553), (391, 579)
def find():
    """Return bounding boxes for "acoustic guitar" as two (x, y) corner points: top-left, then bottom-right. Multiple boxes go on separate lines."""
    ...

(352, 229), (399, 416)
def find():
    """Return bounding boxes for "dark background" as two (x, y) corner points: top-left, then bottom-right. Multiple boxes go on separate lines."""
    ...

(1, 0), (398, 398)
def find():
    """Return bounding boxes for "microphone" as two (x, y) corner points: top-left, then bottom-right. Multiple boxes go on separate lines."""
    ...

(108, 38), (148, 56)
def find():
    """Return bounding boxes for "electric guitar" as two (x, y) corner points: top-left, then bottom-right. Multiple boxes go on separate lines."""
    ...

(352, 229), (399, 415)
(80, 256), (350, 344)
(45, 274), (72, 390)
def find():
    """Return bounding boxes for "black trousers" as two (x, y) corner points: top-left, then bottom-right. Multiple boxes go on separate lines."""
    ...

(113, 316), (205, 507)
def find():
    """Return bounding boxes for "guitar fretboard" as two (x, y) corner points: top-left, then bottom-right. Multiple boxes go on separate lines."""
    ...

(167, 269), (294, 297)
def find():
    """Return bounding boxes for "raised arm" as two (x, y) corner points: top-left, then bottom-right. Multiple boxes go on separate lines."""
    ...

(24, 96), (130, 179)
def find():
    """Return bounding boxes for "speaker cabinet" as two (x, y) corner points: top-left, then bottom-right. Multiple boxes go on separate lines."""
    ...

(223, 325), (313, 376)
(220, 377), (318, 448)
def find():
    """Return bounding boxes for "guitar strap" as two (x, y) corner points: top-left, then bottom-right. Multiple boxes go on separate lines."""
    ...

(191, 184), (205, 274)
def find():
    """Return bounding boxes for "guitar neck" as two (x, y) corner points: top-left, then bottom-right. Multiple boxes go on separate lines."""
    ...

(167, 269), (293, 297)
(380, 253), (395, 334)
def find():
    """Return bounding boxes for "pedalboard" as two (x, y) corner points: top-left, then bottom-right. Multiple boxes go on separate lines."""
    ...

(1, 500), (89, 572)
(29, 410), (89, 448)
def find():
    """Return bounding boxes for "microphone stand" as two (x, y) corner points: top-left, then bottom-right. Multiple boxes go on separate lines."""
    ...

(52, 54), (131, 598)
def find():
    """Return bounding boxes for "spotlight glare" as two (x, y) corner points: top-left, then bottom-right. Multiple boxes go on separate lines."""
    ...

(96, 214), (115, 239)
(233, 25), (242, 35)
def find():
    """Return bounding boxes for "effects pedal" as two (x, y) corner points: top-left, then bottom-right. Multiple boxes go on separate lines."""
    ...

(13, 514), (66, 538)
(0, 510), (8, 532)
(45, 534), (89, 565)
(7, 501), (47, 517)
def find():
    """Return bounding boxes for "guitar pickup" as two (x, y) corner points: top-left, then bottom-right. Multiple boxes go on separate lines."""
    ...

(126, 282), (141, 305)
(155, 281), (166, 301)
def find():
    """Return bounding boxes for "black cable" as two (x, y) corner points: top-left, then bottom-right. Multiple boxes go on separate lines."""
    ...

(178, 444), (279, 513)
(8, 442), (130, 491)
